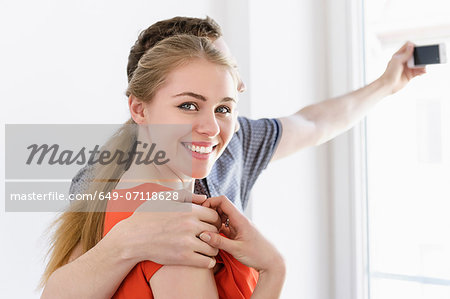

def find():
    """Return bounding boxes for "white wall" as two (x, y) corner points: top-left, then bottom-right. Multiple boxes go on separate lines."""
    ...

(247, 0), (332, 298)
(0, 1), (335, 298)
(0, 1), (224, 298)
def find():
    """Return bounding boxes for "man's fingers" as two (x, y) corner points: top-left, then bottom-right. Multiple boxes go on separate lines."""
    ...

(401, 43), (414, 63)
(193, 204), (220, 226)
(394, 41), (409, 54)
(199, 232), (237, 254)
(172, 189), (206, 204)
(391, 41), (414, 64)
(184, 253), (217, 269)
(395, 42), (414, 63)
(134, 189), (202, 212)
(201, 196), (243, 228)
(204, 196), (246, 227)
(191, 194), (208, 205)
(192, 237), (220, 257)
(412, 67), (426, 77)
(197, 222), (219, 235)
(134, 197), (187, 212)
(394, 41), (412, 55)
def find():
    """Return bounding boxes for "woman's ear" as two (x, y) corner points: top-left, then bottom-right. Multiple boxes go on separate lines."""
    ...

(128, 95), (146, 124)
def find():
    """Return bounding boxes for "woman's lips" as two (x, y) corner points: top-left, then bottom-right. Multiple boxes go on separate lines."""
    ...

(182, 142), (218, 160)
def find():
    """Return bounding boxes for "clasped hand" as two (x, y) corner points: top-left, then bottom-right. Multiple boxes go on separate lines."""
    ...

(124, 190), (284, 273)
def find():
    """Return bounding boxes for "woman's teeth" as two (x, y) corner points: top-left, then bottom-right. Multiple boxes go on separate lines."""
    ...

(185, 144), (214, 154)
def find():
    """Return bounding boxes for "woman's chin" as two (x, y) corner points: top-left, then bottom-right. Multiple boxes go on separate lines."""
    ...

(172, 162), (212, 180)
(190, 167), (211, 180)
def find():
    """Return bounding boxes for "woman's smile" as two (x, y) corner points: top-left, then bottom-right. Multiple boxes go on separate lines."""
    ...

(140, 58), (238, 179)
(182, 142), (218, 160)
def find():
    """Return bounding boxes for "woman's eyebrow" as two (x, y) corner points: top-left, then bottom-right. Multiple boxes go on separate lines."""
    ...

(221, 97), (236, 103)
(174, 92), (207, 101)
(174, 92), (236, 103)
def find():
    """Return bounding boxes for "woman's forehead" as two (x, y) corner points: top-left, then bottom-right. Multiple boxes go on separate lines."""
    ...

(162, 59), (237, 96)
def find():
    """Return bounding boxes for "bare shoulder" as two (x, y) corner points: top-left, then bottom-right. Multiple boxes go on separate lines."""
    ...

(150, 265), (218, 299)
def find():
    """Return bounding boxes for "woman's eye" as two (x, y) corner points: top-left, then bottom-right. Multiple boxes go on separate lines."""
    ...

(178, 102), (198, 111)
(216, 106), (231, 114)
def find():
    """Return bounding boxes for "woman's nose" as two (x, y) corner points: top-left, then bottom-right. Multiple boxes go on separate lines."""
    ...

(194, 112), (220, 137)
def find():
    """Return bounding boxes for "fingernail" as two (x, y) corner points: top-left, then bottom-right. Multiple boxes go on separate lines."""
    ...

(208, 257), (216, 269)
(199, 233), (211, 242)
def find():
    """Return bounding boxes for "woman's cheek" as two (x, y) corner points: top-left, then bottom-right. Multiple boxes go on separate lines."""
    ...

(222, 120), (236, 142)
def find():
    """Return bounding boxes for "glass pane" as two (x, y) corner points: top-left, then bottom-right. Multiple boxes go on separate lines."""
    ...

(371, 278), (450, 299)
(364, 0), (450, 298)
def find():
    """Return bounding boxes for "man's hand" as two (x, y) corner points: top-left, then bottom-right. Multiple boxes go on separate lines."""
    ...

(380, 41), (427, 94)
(199, 195), (286, 299)
(41, 190), (220, 299)
(112, 190), (221, 269)
(199, 195), (285, 273)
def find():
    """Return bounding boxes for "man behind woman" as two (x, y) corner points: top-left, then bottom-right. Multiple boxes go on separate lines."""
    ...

(42, 31), (285, 298)
(41, 15), (425, 298)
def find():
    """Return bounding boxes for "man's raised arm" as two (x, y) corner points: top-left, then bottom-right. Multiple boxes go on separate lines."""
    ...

(272, 42), (426, 161)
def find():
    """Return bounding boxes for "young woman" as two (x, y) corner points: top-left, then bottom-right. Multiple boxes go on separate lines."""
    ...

(42, 34), (285, 298)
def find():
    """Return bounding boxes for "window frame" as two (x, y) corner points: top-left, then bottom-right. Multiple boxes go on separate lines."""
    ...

(326, 0), (370, 298)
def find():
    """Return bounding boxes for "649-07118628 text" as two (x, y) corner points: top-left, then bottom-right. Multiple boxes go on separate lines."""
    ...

(9, 191), (180, 201)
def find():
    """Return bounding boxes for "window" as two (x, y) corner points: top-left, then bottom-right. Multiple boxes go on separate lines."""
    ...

(364, 1), (450, 298)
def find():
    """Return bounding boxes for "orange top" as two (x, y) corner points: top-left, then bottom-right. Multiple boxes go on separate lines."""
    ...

(103, 183), (258, 299)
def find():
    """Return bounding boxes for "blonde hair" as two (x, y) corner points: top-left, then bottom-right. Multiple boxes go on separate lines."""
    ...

(41, 34), (239, 287)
